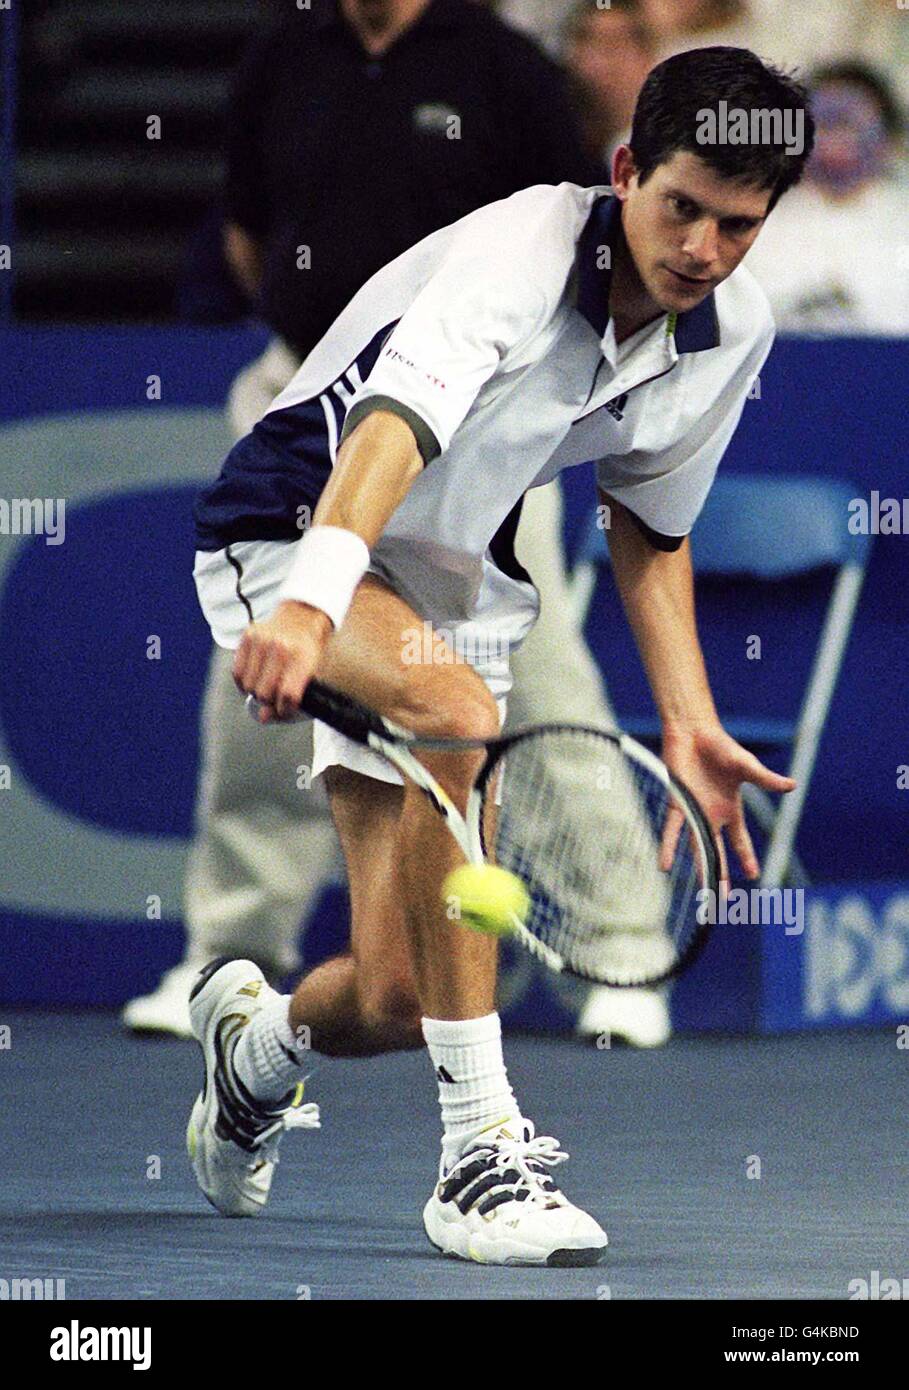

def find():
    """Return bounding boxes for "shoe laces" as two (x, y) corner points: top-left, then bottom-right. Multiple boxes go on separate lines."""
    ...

(247, 1090), (321, 1170)
(448, 1120), (569, 1210)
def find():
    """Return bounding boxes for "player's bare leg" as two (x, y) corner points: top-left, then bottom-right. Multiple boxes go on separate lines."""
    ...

(284, 767), (422, 1056)
(314, 577), (606, 1262)
(186, 576), (499, 1211)
(190, 575), (606, 1260)
(283, 574), (501, 1040)
(285, 758), (495, 1050)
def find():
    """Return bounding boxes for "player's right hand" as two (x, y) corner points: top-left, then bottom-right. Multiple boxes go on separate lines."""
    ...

(232, 600), (333, 722)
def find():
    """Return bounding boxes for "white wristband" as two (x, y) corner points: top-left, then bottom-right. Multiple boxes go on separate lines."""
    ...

(278, 525), (371, 630)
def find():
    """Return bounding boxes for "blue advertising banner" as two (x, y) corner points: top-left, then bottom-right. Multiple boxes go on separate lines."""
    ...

(0, 327), (905, 1032)
(761, 881), (909, 1032)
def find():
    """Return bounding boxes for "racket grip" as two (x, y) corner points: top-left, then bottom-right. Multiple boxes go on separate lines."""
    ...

(300, 679), (393, 743)
(245, 681), (394, 746)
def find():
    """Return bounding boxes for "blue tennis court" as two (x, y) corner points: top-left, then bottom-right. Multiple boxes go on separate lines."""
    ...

(1, 1014), (903, 1301)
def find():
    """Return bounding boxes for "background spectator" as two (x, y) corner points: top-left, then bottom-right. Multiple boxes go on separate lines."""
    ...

(642, 0), (909, 124)
(641, 0), (763, 57)
(783, 0), (909, 117)
(745, 63), (909, 336)
(563, 0), (658, 170)
(223, 0), (597, 360)
(492, 0), (578, 58)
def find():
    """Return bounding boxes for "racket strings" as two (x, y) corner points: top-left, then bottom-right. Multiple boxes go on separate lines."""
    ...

(482, 728), (709, 985)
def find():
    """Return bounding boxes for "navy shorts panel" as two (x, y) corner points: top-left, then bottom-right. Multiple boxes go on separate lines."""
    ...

(194, 399), (333, 551)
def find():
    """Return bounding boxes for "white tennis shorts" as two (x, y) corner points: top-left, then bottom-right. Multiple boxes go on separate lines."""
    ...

(193, 539), (538, 785)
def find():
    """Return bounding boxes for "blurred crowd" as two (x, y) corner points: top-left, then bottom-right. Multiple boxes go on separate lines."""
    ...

(175, 0), (909, 339)
(505, 0), (909, 107)
(504, 0), (909, 336)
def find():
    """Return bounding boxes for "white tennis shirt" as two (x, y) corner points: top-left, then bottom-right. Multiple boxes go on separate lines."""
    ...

(217, 182), (773, 669)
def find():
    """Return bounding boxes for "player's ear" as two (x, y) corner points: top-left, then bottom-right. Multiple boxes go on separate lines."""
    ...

(610, 145), (638, 200)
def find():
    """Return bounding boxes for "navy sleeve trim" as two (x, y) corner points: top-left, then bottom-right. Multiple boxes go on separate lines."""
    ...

(340, 396), (441, 465)
(626, 510), (687, 552)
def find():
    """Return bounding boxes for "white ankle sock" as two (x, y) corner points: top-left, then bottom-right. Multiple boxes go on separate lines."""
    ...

(422, 1013), (520, 1160)
(232, 994), (303, 1104)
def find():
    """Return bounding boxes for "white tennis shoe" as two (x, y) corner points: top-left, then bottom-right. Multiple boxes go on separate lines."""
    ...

(576, 985), (672, 1048)
(186, 957), (320, 1218)
(423, 1119), (608, 1266)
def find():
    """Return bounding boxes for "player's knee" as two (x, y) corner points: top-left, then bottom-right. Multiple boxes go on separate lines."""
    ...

(402, 663), (500, 744)
(444, 682), (501, 745)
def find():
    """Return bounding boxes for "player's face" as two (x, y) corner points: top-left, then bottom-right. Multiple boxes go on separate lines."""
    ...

(613, 149), (772, 313)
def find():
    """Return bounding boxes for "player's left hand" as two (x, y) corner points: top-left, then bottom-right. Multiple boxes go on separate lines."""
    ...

(659, 722), (796, 883)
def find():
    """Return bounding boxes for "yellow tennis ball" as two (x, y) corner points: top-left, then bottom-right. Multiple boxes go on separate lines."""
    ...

(442, 863), (529, 938)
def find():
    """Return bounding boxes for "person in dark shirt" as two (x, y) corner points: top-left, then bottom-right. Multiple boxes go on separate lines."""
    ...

(223, 0), (598, 356)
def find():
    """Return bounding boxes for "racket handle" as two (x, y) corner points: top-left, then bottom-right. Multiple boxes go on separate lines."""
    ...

(300, 679), (392, 742)
(245, 680), (395, 746)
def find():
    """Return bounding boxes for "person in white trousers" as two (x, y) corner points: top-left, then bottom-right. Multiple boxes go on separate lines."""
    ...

(123, 341), (669, 1047)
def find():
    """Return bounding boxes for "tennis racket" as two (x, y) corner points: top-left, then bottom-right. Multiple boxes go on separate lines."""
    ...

(247, 680), (720, 986)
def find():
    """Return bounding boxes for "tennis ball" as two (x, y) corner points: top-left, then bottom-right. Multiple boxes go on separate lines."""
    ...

(442, 863), (529, 937)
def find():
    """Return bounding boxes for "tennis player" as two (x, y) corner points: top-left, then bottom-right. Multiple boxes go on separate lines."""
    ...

(187, 48), (811, 1265)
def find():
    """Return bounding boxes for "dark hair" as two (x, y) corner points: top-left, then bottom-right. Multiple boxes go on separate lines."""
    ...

(629, 47), (815, 212)
(811, 61), (904, 140)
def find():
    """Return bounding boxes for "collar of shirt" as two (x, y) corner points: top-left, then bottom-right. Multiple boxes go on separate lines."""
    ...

(575, 194), (721, 364)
